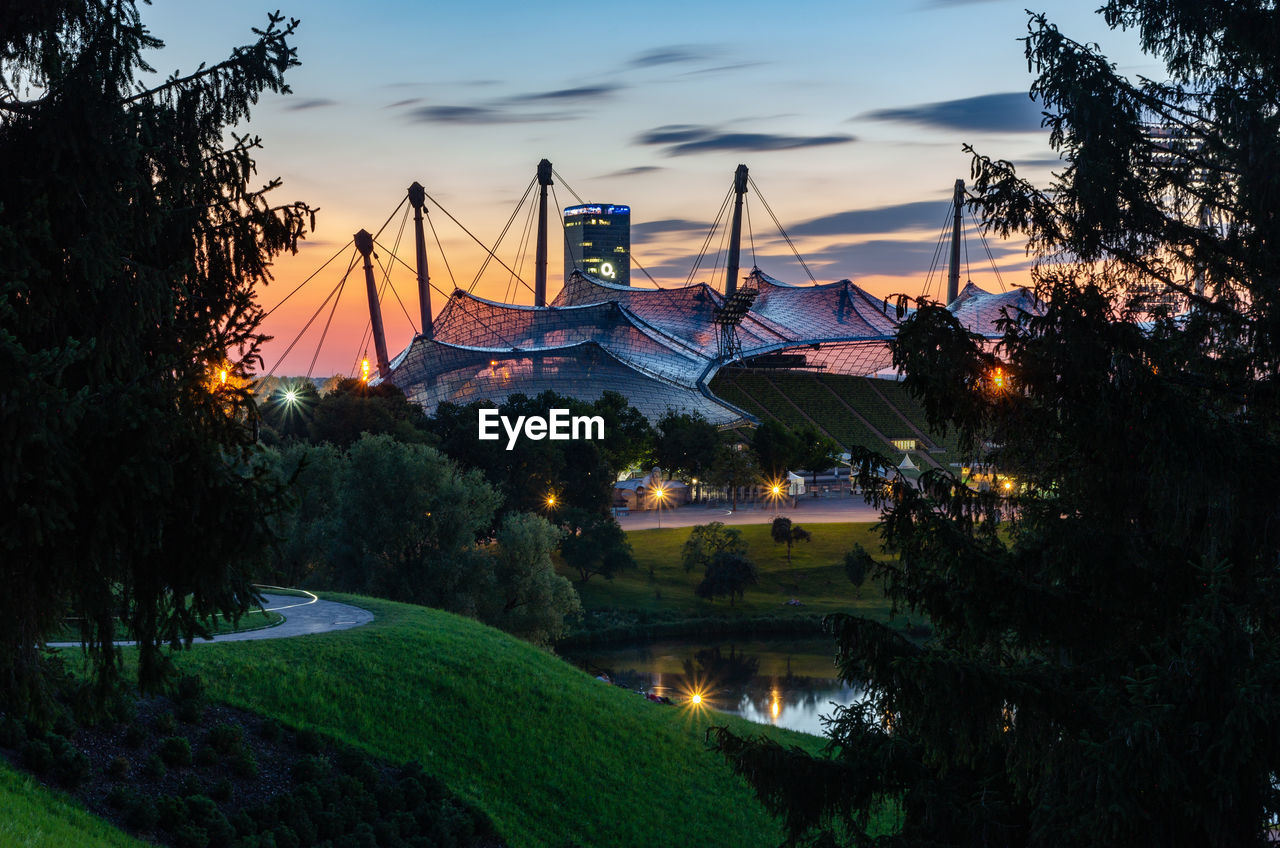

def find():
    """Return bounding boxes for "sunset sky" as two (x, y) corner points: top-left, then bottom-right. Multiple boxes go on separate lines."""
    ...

(142, 1), (1158, 376)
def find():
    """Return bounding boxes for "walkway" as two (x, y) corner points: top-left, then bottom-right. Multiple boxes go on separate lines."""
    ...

(48, 591), (373, 647)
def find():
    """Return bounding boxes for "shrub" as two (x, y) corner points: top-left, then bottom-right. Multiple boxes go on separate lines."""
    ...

(154, 711), (177, 735)
(156, 794), (187, 830)
(159, 735), (193, 766)
(20, 738), (54, 773)
(295, 728), (322, 754)
(126, 799), (158, 831)
(172, 823), (210, 848)
(0, 715), (26, 748)
(230, 746), (258, 778)
(54, 745), (91, 787)
(194, 744), (219, 767)
(206, 722), (243, 754)
(107, 755), (131, 778)
(105, 784), (136, 808)
(142, 752), (167, 779)
(123, 722), (148, 748)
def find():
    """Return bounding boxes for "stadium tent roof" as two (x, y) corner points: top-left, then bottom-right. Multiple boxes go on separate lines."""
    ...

(383, 268), (1038, 426)
(432, 289), (709, 388)
(948, 282), (1042, 339)
(384, 335), (752, 427)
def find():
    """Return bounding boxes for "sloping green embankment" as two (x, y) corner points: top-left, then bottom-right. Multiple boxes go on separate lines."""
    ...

(172, 595), (818, 848)
(0, 761), (148, 848)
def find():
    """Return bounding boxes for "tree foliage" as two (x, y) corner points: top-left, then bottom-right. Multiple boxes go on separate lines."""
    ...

(693, 551), (758, 607)
(680, 522), (747, 574)
(713, 4), (1280, 845)
(559, 507), (635, 584)
(770, 517), (811, 564)
(0, 2), (314, 712)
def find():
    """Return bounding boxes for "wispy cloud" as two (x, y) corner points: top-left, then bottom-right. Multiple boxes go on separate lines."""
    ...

(386, 97), (423, 109)
(636, 124), (855, 156)
(861, 92), (1044, 134)
(632, 218), (709, 238)
(406, 105), (574, 125)
(627, 46), (709, 68)
(506, 84), (622, 104)
(284, 97), (337, 112)
(599, 166), (664, 178)
(790, 201), (949, 237)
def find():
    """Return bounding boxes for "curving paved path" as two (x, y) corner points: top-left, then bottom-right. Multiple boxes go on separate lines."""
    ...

(48, 591), (373, 647)
(206, 592), (374, 642)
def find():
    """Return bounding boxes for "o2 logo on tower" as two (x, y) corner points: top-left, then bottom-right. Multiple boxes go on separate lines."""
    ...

(599, 262), (616, 279)
(477, 408), (605, 450)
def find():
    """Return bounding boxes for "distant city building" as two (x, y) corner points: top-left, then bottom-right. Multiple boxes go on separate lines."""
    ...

(564, 204), (630, 286)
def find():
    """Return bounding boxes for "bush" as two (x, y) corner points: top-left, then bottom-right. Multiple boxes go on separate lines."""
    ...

(54, 745), (91, 787)
(142, 752), (167, 779)
(154, 711), (177, 735)
(157, 794), (187, 829)
(194, 744), (220, 767)
(107, 755), (131, 778)
(206, 722), (243, 754)
(20, 738), (54, 774)
(0, 715), (26, 748)
(230, 746), (258, 778)
(159, 735), (193, 766)
(126, 799), (158, 831)
(172, 823), (209, 848)
(123, 722), (148, 748)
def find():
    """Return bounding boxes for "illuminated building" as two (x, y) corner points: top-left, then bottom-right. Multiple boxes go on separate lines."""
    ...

(564, 204), (630, 286)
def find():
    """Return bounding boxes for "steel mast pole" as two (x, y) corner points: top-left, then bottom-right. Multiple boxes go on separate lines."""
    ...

(535, 159), (553, 306)
(355, 229), (391, 379)
(725, 164), (749, 297)
(408, 182), (433, 338)
(946, 178), (964, 305)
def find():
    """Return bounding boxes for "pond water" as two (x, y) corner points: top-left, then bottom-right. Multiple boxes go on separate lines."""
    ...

(562, 636), (867, 737)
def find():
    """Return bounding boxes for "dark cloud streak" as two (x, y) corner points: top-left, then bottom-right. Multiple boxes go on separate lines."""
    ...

(636, 124), (855, 156)
(862, 92), (1044, 133)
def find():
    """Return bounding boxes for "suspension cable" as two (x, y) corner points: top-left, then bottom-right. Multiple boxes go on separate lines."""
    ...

(262, 240), (351, 320)
(426, 210), (458, 292)
(747, 176), (817, 284)
(467, 177), (537, 294)
(551, 168), (586, 205)
(978, 228), (1008, 292)
(508, 183), (539, 304)
(374, 239), (457, 304)
(745, 199), (758, 271)
(630, 252), (664, 289)
(685, 186), (734, 287)
(921, 201), (955, 302)
(265, 248), (360, 377)
(305, 265), (351, 379)
(373, 249), (419, 335)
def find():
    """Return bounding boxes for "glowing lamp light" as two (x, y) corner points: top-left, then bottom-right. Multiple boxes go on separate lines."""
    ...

(283, 388), (299, 405)
(690, 693), (703, 705)
(992, 366), (1006, 390)
(219, 368), (228, 385)
(771, 485), (781, 496)
(361, 359), (371, 382)
(1002, 480), (1014, 492)
(546, 494), (557, 508)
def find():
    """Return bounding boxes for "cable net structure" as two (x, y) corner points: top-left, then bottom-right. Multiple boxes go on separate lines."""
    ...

(382, 268), (1037, 426)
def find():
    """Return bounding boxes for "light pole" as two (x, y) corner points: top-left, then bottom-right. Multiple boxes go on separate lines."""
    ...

(653, 483), (667, 529)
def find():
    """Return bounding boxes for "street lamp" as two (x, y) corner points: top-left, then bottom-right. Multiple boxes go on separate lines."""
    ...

(768, 479), (784, 517)
(653, 483), (668, 529)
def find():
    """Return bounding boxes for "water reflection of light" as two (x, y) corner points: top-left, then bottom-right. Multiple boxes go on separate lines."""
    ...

(770, 692), (781, 721)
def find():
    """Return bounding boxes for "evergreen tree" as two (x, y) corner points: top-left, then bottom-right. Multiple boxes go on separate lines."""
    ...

(712, 3), (1280, 845)
(0, 3), (313, 712)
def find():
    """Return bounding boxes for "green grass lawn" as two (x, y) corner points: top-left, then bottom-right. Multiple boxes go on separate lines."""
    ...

(0, 761), (148, 848)
(164, 595), (844, 848)
(564, 522), (900, 627)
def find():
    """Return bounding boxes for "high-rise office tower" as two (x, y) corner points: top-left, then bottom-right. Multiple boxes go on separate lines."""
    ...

(563, 204), (630, 286)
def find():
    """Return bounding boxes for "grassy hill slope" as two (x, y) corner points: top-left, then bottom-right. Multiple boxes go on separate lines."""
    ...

(169, 595), (822, 848)
(0, 762), (146, 848)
